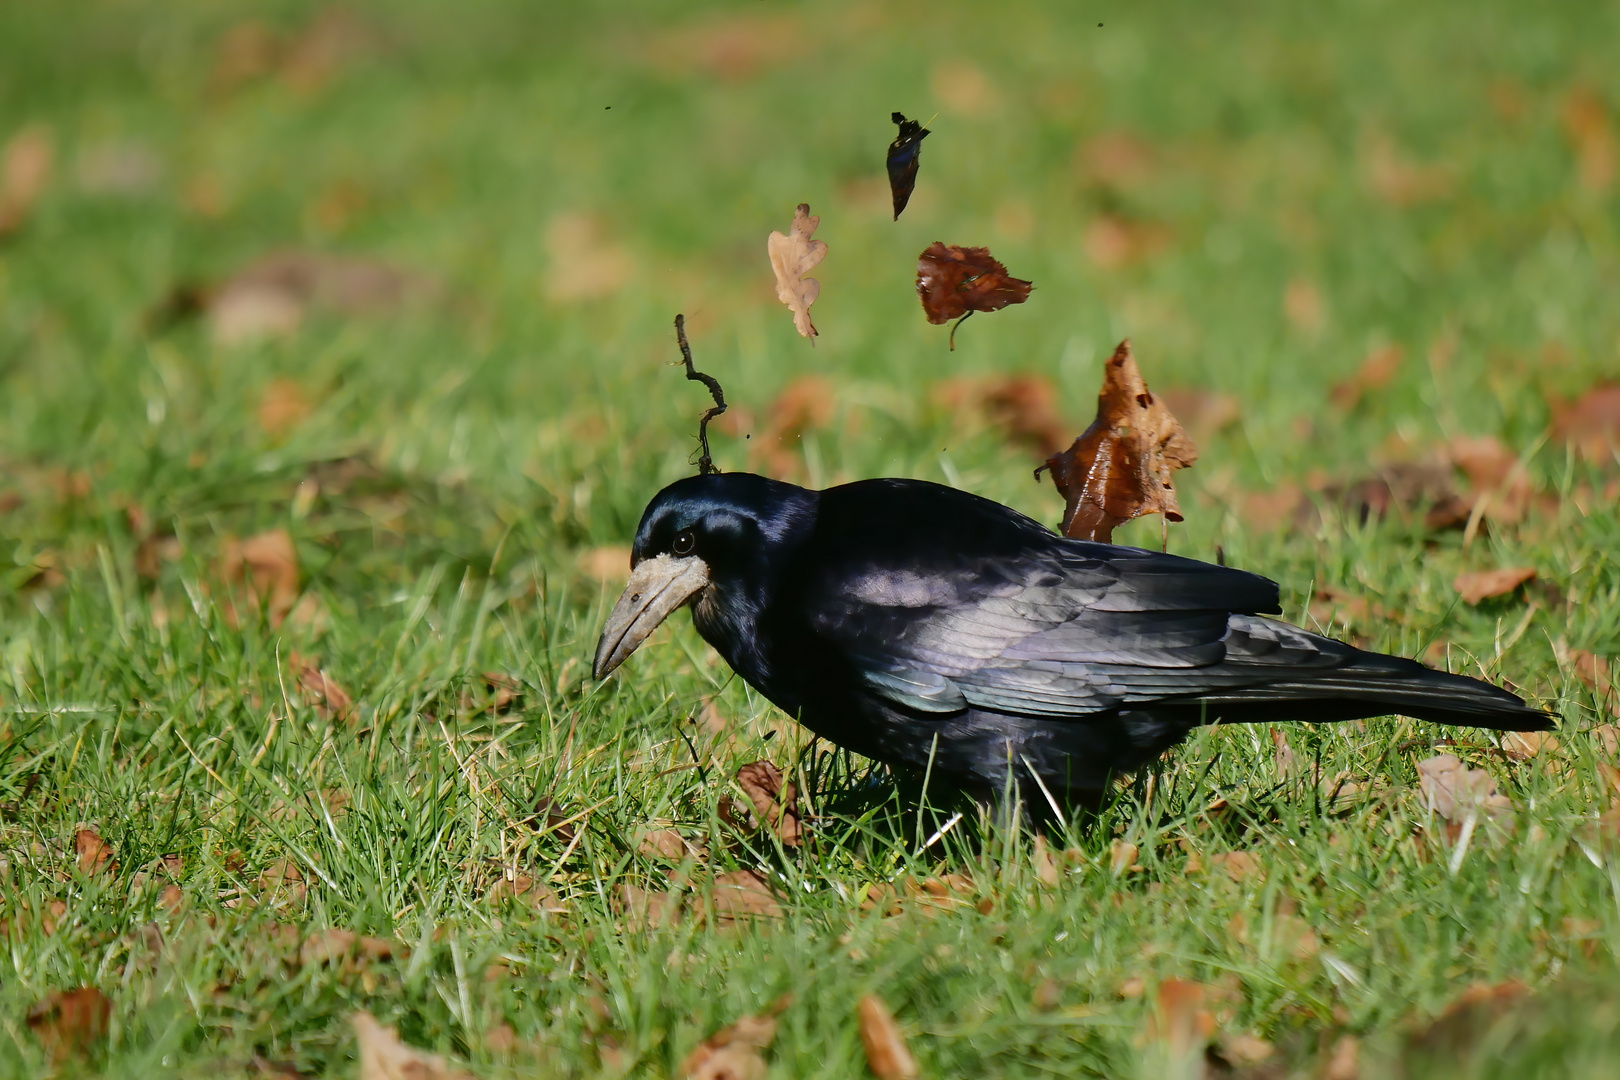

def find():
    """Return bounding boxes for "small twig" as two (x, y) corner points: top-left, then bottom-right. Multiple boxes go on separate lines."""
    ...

(674, 314), (727, 475)
(947, 310), (974, 351)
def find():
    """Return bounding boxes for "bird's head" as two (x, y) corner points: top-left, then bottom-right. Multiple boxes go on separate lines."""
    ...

(592, 473), (816, 680)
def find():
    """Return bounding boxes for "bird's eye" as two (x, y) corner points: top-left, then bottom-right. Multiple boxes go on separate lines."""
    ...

(672, 529), (696, 556)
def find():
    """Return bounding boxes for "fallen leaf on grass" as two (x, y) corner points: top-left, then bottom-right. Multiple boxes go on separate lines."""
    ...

(1453, 566), (1536, 605)
(545, 212), (637, 302)
(1447, 435), (1532, 526)
(636, 827), (708, 861)
(1500, 731), (1559, 761)
(353, 1010), (474, 1080)
(1417, 754), (1512, 822)
(710, 870), (782, 924)
(734, 761), (806, 847)
(26, 988), (111, 1061)
(300, 929), (404, 968)
(616, 883), (683, 931)
(577, 545), (632, 584)
(485, 873), (567, 914)
(681, 995), (792, 1080)
(288, 651), (356, 721)
(931, 374), (1070, 456)
(886, 112), (930, 220)
(1552, 382), (1620, 461)
(0, 125), (55, 239)
(1145, 979), (1216, 1063)
(1362, 133), (1453, 206)
(1033, 834), (1061, 887)
(1110, 840), (1139, 873)
(246, 858), (308, 909)
(1570, 650), (1612, 691)
(1082, 214), (1172, 270)
(258, 379), (313, 437)
(1211, 850), (1263, 883)
(221, 529), (300, 626)
(1562, 85), (1617, 195)
(481, 672), (523, 712)
(1324, 1034), (1360, 1080)
(767, 203), (828, 341)
(744, 376), (837, 478)
(1406, 981), (1530, 1060)
(1042, 339), (1197, 543)
(1329, 344), (1405, 410)
(916, 242), (1032, 348)
(75, 828), (116, 877)
(858, 995), (919, 1080)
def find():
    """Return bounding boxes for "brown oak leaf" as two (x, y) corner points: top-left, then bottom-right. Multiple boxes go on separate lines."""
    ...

(681, 995), (792, 1080)
(734, 761), (806, 846)
(1042, 339), (1198, 542)
(1453, 566), (1536, 605)
(915, 241), (1032, 348)
(1416, 754), (1512, 822)
(352, 1010), (474, 1080)
(767, 203), (827, 341)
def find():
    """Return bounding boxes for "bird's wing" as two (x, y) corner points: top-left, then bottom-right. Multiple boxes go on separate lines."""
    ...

(802, 541), (1342, 718)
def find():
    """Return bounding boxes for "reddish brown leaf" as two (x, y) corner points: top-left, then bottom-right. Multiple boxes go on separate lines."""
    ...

(767, 203), (828, 341)
(636, 827), (708, 861)
(1407, 982), (1530, 1060)
(1500, 731), (1558, 761)
(734, 761), (806, 847)
(710, 869), (782, 924)
(289, 651), (355, 721)
(749, 376), (837, 478)
(1570, 649), (1612, 692)
(681, 996), (791, 1080)
(1453, 566), (1536, 605)
(1212, 850), (1264, 883)
(915, 242), (1032, 347)
(1146, 979), (1216, 1062)
(616, 883), (683, 931)
(222, 528), (301, 626)
(0, 125), (54, 239)
(1552, 383), (1620, 461)
(26, 988), (111, 1061)
(857, 995), (919, 1080)
(485, 873), (567, 914)
(1042, 340), (1198, 542)
(75, 828), (116, 877)
(1329, 344), (1405, 410)
(353, 1010), (474, 1080)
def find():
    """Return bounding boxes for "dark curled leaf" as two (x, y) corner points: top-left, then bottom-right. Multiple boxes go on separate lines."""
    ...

(915, 242), (1032, 349)
(887, 112), (931, 220)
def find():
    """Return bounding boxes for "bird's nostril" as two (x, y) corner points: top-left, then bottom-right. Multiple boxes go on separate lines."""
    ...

(630, 593), (641, 603)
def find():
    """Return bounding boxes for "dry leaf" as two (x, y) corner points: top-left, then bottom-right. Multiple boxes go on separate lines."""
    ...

(352, 1010), (474, 1080)
(1324, 1034), (1360, 1080)
(1329, 344), (1405, 410)
(916, 241), (1033, 347)
(486, 873), (567, 914)
(75, 828), (116, 877)
(180, 250), (434, 345)
(1562, 85), (1617, 194)
(1453, 566), (1536, 605)
(26, 988), (112, 1062)
(932, 374), (1070, 456)
(1407, 982), (1530, 1060)
(681, 996), (791, 1080)
(1500, 731), (1558, 761)
(734, 761), (806, 846)
(1221, 1033), (1275, 1066)
(636, 827), (708, 861)
(1043, 339), (1198, 542)
(1033, 834), (1060, 887)
(857, 996), (919, 1080)
(1284, 278), (1327, 336)
(289, 651), (355, 721)
(258, 379), (313, 437)
(1081, 214), (1172, 269)
(1552, 383), (1620, 461)
(1447, 435), (1533, 525)
(1212, 850), (1263, 883)
(745, 376), (837, 477)
(577, 545), (632, 584)
(1146, 979), (1216, 1062)
(480, 672), (523, 712)
(299, 929), (402, 968)
(252, 858), (308, 908)
(1570, 649), (1612, 691)
(767, 203), (828, 341)
(1416, 754), (1512, 822)
(1110, 839), (1139, 873)
(222, 529), (301, 626)
(1362, 133), (1453, 206)
(710, 869), (782, 924)
(0, 125), (54, 238)
(616, 883), (683, 931)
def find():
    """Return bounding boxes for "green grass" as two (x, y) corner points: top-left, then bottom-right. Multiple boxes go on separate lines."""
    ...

(3, 0), (1620, 1075)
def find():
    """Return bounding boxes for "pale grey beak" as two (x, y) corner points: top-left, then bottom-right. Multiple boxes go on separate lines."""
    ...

(592, 554), (711, 680)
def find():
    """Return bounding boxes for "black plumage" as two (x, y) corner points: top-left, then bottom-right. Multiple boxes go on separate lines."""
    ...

(593, 474), (1553, 811)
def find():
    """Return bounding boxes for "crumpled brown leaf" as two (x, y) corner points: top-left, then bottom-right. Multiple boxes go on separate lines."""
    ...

(1043, 339), (1198, 542)
(734, 761), (806, 847)
(26, 988), (112, 1062)
(858, 995), (920, 1080)
(681, 995), (792, 1080)
(1552, 382), (1620, 461)
(1453, 566), (1536, 605)
(1144, 979), (1216, 1065)
(289, 651), (356, 721)
(709, 869), (782, 924)
(1417, 754), (1512, 822)
(352, 1011), (474, 1080)
(915, 241), (1032, 348)
(767, 203), (828, 341)
(75, 828), (117, 877)
(1329, 344), (1404, 410)
(222, 529), (301, 626)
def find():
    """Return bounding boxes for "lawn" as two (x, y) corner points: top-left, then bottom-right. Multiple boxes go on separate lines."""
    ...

(2, 0), (1620, 1076)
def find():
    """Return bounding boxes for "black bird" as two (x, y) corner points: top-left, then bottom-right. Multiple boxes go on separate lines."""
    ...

(593, 474), (1552, 812)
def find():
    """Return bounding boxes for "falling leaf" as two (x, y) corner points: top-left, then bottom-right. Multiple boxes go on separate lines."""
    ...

(0, 125), (55, 239)
(767, 203), (828, 341)
(1562, 85), (1617, 195)
(1453, 566), (1536, 605)
(858, 996), (919, 1080)
(221, 529), (301, 626)
(886, 112), (931, 220)
(710, 869), (782, 924)
(1145, 979), (1216, 1063)
(734, 761), (807, 847)
(1042, 339), (1198, 543)
(1552, 382), (1620, 461)
(916, 242), (1032, 347)
(289, 652), (356, 721)
(1329, 344), (1405, 410)
(352, 1011), (474, 1080)
(27, 988), (112, 1062)
(75, 828), (116, 877)
(1416, 754), (1513, 822)
(681, 996), (791, 1080)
